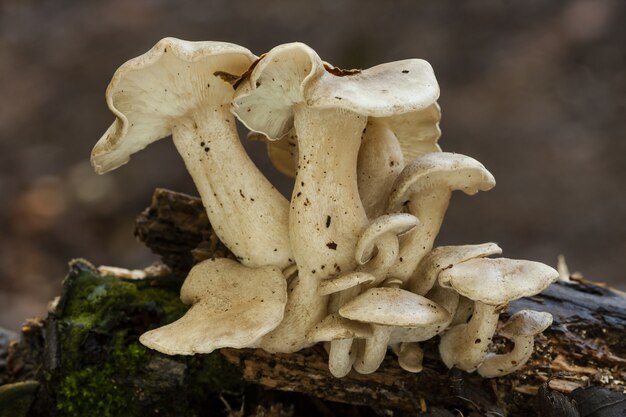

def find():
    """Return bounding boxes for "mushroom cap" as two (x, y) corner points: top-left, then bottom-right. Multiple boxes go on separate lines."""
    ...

(355, 213), (419, 264)
(409, 242), (502, 295)
(387, 152), (496, 213)
(307, 313), (373, 342)
(439, 258), (559, 305)
(318, 271), (376, 296)
(233, 42), (440, 141)
(500, 310), (553, 338)
(338, 287), (450, 327)
(140, 258), (287, 355)
(92, 37), (255, 174)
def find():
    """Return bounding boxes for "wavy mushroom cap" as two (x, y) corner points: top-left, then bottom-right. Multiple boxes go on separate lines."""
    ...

(233, 42), (440, 141)
(140, 258), (287, 355)
(92, 38), (255, 174)
(355, 213), (419, 264)
(307, 313), (373, 343)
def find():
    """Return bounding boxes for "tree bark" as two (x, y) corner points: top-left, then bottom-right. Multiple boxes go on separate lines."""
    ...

(1, 188), (624, 417)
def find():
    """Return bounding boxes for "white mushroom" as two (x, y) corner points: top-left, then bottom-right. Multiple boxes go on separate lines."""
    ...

(139, 258), (287, 355)
(438, 258), (558, 371)
(307, 313), (373, 378)
(408, 242), (502, 296)
(325, 213), (418, 373)
(91, 38), (292, 269)
(391, 342), (424, 373)
(233, 42), (439, 353)
(477, 309), (553, 377)
(386, 152), (496, 282)
(339, 285), (450, 374)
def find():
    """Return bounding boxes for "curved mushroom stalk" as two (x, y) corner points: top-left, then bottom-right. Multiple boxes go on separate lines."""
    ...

(386, 153), (496, 282)
(233, 42), (440, 353)
(339, 284), (450, 375)
(91, 38), (292, 269)
(140, 258), (287, 355)
(307, 314), (373, 378)
(438, 301), (500, 371)
(437, 258), (558, 371)
(358, 120), (405, 218)
(477, 310), (553, 377)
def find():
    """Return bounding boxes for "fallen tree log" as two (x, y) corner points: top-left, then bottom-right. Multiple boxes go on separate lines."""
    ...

(1, 188), (624, 417)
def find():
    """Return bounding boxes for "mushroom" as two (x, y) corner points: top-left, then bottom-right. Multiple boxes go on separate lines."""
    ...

(307, 313), (373, 377)
(384, 152), (495, 283)
(91, 37), (292, 269)
(437, 258), (558, 371)
(339, 283), (450, 374)
(358, 103), (442, 219)
(407, 242), (502, 296)
(233, 42), (439, 353)
(139, 258), (287, 355)
(477, 309), (553, 377)
(387, 282), (460, 372)
(324, 213), (418, 371)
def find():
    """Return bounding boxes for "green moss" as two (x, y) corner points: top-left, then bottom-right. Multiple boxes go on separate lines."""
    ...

(56, 343), (148, 417)
(50, 260), (244, 417)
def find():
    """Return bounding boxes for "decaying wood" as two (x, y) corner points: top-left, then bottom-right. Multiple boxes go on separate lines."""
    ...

(136, 188), (626, 416)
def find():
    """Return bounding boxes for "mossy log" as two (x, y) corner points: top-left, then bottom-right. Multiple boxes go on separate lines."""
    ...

(1, 188), (625, 417)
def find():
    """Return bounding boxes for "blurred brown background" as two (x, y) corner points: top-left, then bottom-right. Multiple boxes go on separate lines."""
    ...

(1, 0), (624, 331)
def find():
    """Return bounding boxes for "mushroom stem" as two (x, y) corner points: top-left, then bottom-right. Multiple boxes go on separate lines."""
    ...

(476, 334), (536, 378)
(328, 339), (356, 377)
(438, 301), (499, 371)
(171, 106), (291, 268)
(260, 105), (368, 353)
(353, 325), (393, 374)
(391, 189), (451, 280)
(358, 119), (404, 219)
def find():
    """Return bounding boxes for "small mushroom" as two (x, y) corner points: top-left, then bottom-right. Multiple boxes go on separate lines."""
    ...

(386, 152), (496, 282)
(438, 258), (558, 371)
(339, 285), (450, 374)
(233, 42), (439, 353)
(307, 314), (373, 377)
(325, 214), (418, 372)
(91, 38), (292, 269)
(408, 243), (502, 295)
(139, 258), (287, 355)
(477, 310), (553, 377)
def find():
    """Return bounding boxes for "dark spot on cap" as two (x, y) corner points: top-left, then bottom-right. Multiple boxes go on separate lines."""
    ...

(402, 70), (409, 74)
(326, 216), (331, 228)
(474, 338), (481, 344)
(326, 242), (337, 250)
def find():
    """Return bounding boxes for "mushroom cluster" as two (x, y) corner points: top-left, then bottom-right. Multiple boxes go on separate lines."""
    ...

(92, 38), (558, 378)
